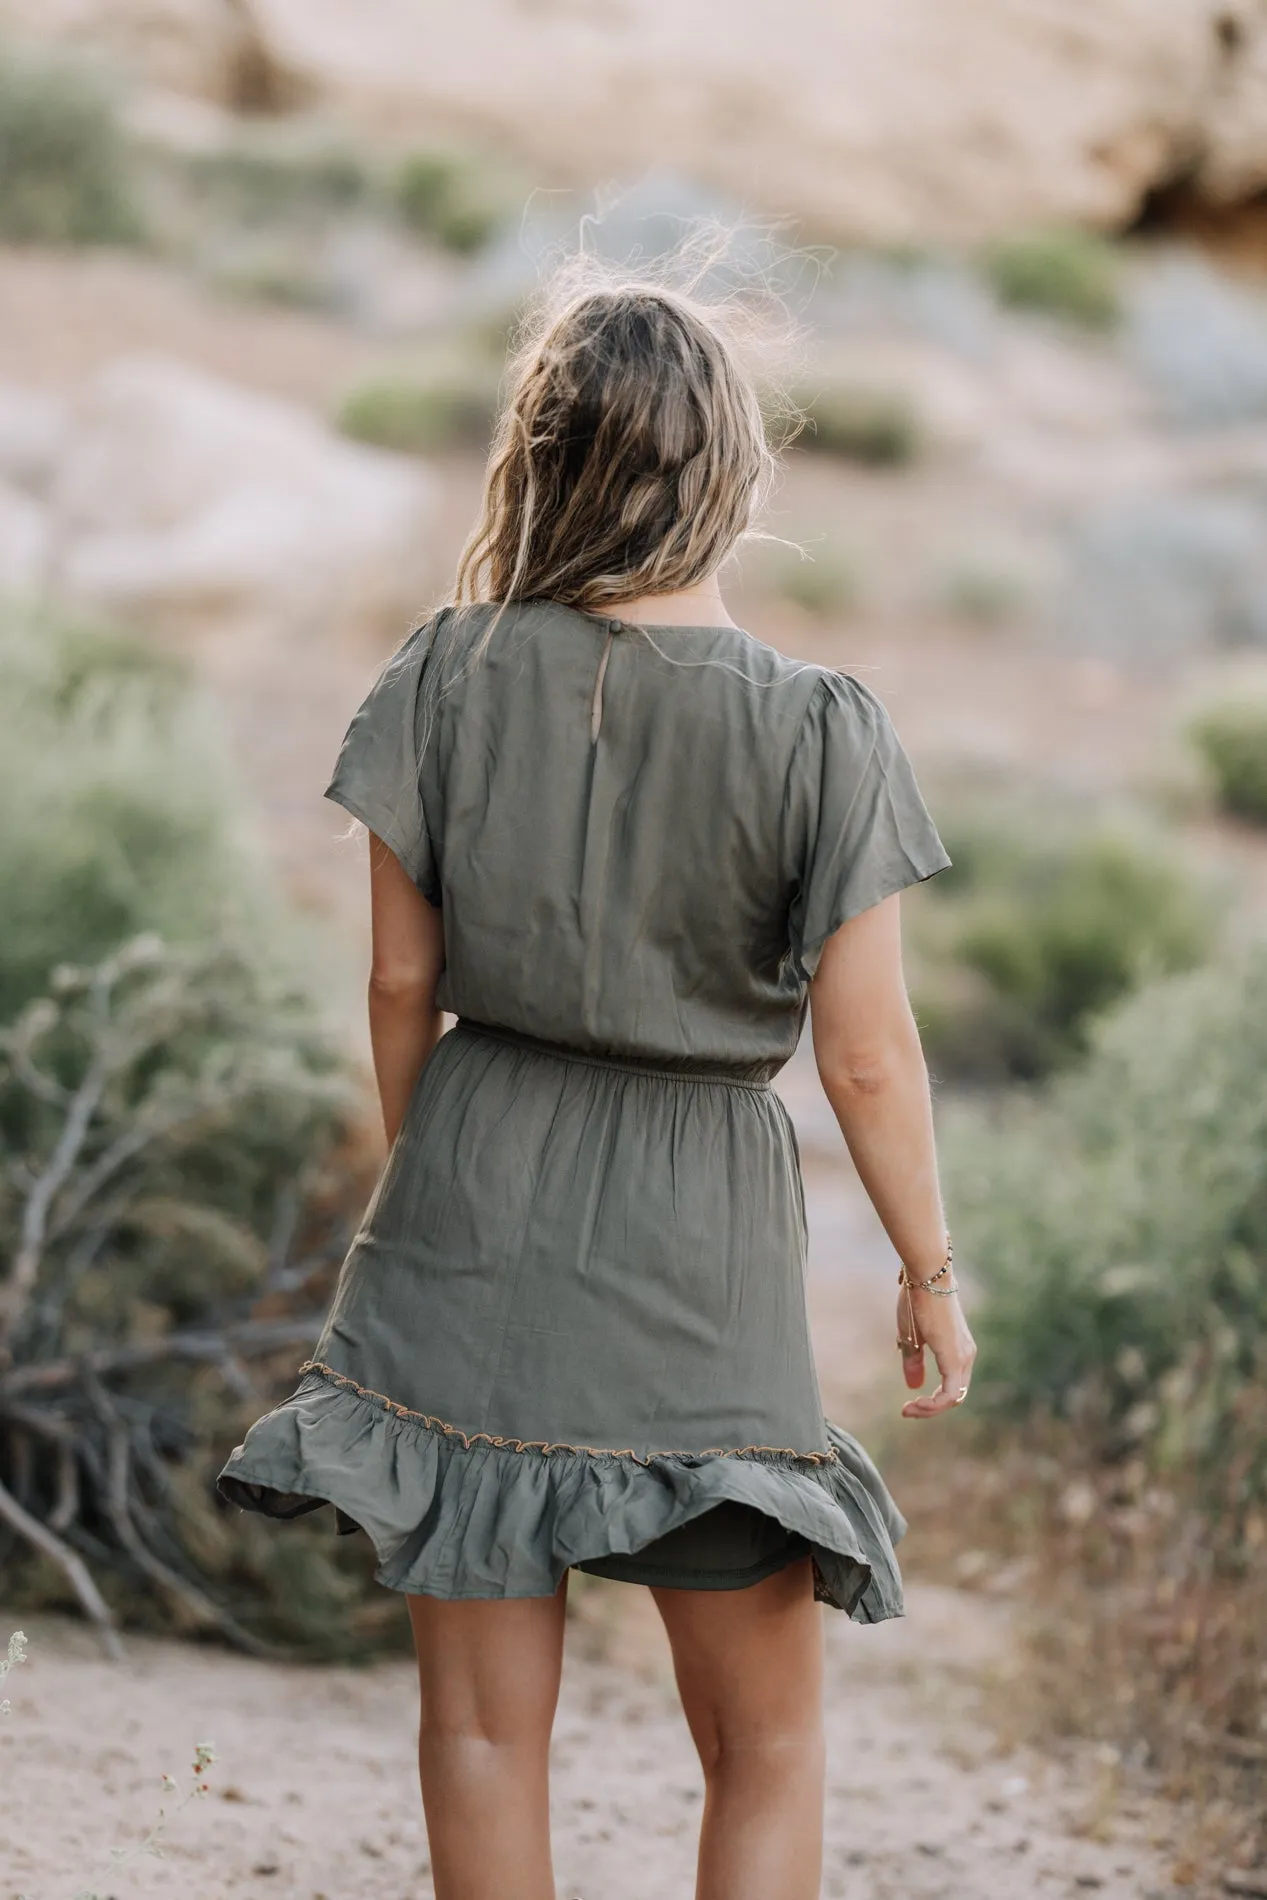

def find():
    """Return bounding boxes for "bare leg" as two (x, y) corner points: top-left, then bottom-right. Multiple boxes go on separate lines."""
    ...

(407, 1579), (568, 1900)
(653, 1557), (825, 1900)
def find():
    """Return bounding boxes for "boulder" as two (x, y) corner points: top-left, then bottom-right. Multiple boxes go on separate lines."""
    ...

(11, 0), (1267, 236)
(0, 387), (71, 496)
(0, 483), (52, 594)
(48, 354), (437, 634)
(0, 0), (300, 110)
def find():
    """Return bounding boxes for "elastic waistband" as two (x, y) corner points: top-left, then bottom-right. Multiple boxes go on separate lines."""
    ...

(456, 1019), (777, 1090)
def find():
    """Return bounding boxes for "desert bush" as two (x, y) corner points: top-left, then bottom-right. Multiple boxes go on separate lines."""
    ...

(1190, 698), (1267, 824)
(393, 150), (503, 254)
(911, 814), (1213, 1080)
(0, 607), (396, 1658)
(136, 129), (377, 303)
(938, 561), (1025, 627)
(790, 381), (923, 465)
(887, 1424), (1266, 1832)
(0, 607), (258, 1023)
(917, 954), (1267, 1804)
(1128, 257), (1267, 429)
(1063, 492), (1267, 659)
(0, 43), (142, 246)
(982, 228), (1121, 329)
(945, 948), (1267, 1454)
(337, 353), (502, 455)
(0, 934), (390, 1659)
(177, 139), (373, 227)
(763, 543), (861, 618)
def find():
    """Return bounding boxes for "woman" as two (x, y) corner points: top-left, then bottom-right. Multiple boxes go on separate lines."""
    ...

(219, 269), (976, 1900)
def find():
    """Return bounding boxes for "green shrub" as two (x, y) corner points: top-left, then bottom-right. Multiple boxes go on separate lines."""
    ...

(0, 45), (142, 245)
(911, 815), (1213, 1080)
(1190, 698), (1267, 825)
(932, 950), (1267, 1793)
(177, 139), (374, 226)
(337, 357), (502, 455)
(0, 608), (258, 1023)
(393, 150), (502, 254)
(0, 605), (397, 1657)
(945, 949), (1267, 1510)
(766, 545), (861, 618)
(983, 229), (1121, 329)
(939, 562), (1024, 628)
(0, 936), (392, 1657)
(792, 382), (923, 466)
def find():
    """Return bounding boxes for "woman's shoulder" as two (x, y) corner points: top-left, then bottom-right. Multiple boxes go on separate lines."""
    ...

(713, 636), (896, 737)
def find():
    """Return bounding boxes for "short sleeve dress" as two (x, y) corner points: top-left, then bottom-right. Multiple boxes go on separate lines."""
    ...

(218, 601), (951, 1619)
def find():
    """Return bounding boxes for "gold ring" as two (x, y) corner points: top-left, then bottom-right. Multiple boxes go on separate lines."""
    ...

(896, 1336), (920, 1354)
(954, 1386), (970, 1404)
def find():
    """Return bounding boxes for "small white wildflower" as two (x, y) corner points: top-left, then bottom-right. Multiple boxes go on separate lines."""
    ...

(2, 1631), (29, 1710)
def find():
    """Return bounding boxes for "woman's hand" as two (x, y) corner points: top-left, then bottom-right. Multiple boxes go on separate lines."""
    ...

(897, 1286), (977, 1420)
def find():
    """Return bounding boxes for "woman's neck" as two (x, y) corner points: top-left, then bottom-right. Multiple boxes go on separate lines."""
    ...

(606, 577), (737, 629)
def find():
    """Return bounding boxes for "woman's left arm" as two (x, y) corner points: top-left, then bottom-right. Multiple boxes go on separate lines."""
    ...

(366, 832), (446, 1147)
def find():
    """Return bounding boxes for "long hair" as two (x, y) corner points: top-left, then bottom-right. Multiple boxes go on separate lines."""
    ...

(451, 257), (779, 620)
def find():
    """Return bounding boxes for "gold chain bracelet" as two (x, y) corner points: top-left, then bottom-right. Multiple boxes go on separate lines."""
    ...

(896, 1237), (957, 1355)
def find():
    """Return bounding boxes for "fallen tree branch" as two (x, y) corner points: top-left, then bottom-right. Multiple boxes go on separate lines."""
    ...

(0, 1470), (123, 1662)
(2, 1318), (322, 1397)
(0, 1050), (109, 1348)
(86, 1375), (285, 1662)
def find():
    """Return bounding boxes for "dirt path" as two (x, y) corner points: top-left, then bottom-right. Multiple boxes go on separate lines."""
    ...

(1, 1574), (1176, 1900)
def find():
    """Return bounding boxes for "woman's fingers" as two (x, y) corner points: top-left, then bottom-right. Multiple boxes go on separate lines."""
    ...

(900, 1341), (926, 1390)
(900, 1364), (972, 1419)
(896, 1295), (976, 1419)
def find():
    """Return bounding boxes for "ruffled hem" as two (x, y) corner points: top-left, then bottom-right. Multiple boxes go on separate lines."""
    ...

(216, 1368), (907, 1622)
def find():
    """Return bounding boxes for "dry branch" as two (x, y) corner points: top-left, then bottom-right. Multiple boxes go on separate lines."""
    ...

(0, 1469), (122, 1661)
(0, 938), (358, 1658)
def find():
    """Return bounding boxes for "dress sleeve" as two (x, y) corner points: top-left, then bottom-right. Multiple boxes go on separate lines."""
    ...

(323, 620), (440, 903)
(784, 671), (951, 979)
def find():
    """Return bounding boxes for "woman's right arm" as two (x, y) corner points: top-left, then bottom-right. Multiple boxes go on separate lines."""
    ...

(808, 890), (976, 1418)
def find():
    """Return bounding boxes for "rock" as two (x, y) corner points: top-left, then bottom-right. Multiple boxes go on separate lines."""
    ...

(0, 387), (71, 496)
(48, 354), (437, 634)
(11, 2), (1267, 237)
(23, 0), (1267, 238)
(0, 0), (302, 111)
(0, 483), (52, 593)
(253, 0), (1267, 236)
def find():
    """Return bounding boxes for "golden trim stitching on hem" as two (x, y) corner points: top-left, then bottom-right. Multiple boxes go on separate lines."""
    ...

(297, 1361), (838, 1467)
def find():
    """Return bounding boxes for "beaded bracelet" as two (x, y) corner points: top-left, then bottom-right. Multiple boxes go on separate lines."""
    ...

(897, 1238), (958, 1297)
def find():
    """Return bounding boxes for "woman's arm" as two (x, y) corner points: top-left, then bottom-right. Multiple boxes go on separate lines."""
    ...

(367, 831), (446, 1147)
(809, 891), (976, 1418)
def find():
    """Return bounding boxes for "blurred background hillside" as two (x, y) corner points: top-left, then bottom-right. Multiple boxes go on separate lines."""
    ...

(1, 1), (1265, 1882)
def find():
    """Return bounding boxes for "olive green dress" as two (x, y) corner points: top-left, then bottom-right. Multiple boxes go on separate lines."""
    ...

(217, 601), (951, 1618)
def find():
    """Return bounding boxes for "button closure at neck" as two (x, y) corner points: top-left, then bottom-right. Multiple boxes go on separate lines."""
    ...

(589, 620), (621, 743)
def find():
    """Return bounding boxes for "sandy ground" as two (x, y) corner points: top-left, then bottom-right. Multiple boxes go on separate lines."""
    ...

(0, 1577), (1178, 1900)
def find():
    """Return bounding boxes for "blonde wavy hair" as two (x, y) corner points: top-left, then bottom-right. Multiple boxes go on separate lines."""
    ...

(451, 257), (779, 617)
